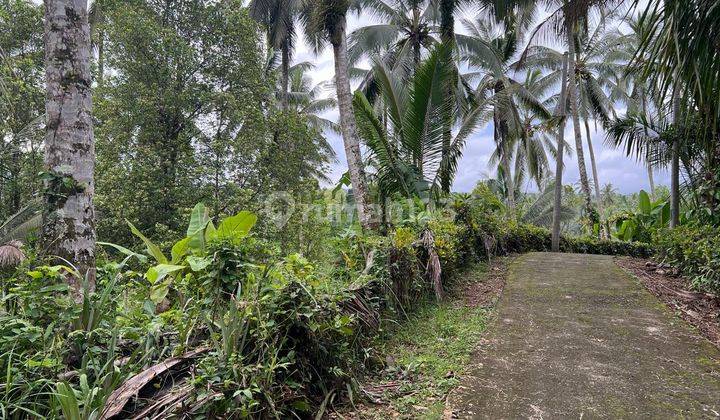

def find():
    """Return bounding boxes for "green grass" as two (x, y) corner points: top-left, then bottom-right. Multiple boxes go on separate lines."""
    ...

(362, 266), (491, 418)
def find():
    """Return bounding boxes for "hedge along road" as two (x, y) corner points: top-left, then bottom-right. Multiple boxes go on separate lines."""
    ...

(448, 252), (720, 419)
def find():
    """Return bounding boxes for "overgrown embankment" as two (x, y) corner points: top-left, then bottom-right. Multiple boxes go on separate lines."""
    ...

(345, 259), (508, 419)
(0, 200), (652, 418)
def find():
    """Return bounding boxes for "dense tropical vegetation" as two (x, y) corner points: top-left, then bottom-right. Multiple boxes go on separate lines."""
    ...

(0, 0), (718, 417)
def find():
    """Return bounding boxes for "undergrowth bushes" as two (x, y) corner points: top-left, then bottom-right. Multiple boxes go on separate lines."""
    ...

(497, 219), (651, 257)
(653, 224), (720, 294)
(0, 200), (654, 418)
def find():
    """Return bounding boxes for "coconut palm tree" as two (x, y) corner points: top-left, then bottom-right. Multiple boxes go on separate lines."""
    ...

(457, 9), (551, 209)
(602, 16), (659, 196)
(250, 0), (303, 110)
(572, 21), (620, 210)
(43, 0), (97, 291)
(348, 0), (439, 74)
(346, 0), (440, 154)
(302, 0), (375, 230)
(551, 52), (569, 251)
(353, 44), (490, 201)
(284, 61), (341, 135)
(633, 0), (720, 130)
(523, 1), (622, 222)
(611, 14), (687, 228)
(520, 181), (576, 227)
(519, 16), (624, 233)
(488, 69), (567, 198)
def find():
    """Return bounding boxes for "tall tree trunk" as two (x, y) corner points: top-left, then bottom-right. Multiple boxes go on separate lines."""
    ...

(331, 17), (375, 231)
(501, 148), (515, 209)
(413, 39), (421, 69)
(43, 0), (97, 292)
(584, 118), (605, 236)
(670, 83), (681, 228)
(493, 81), (513, 209)
(494, 115), (514, 209)
(647, 163), (655, 198)
(566, 25), (593, 219)
(439, 0), (455, 194)
(584, 119), (601, 202)
(97, 31), (104, 88)
(280, 40), (289, 110)
(9, 134), (21, 213)
(552, 53), (569, 252)
(439, 0), (455, 42)
(411, 0), (421, 68)
(441, 129), (451, 193)
(640, 86), (656, 199)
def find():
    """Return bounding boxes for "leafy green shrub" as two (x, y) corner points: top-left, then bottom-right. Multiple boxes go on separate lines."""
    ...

(654, 224), (720, 293)
(192, 254), (357, 418)
(612, 190), (670, 242)
(497, 220), (651, 257)
(564, 236), (652, 257)
(500, 221), (552, 253)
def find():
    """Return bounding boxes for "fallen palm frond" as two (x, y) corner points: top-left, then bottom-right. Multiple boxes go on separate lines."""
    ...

(0, 240), (25, 269)
(421, 229), (443, 301)
(100, 346), (210, 419)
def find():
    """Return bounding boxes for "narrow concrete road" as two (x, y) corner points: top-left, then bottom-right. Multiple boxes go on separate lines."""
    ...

(448, 253), (720, 419)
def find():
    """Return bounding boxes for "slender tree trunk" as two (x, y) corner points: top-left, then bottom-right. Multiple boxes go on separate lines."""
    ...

(670, 140), (680, 227)
(497, 126), (515, 209)
(584, 119), (601, 202)
(97, 31), (104, 88)
(566, 25), (593, 218)
(670, 83), (681, 228)
(43, 0), (96, 292)
(331, 18), (375, 230)
(584, 118), (605, 236)
(501, 148), (515, 208)
(280, 40), (289, 110)
(552, 53), (569, 252)
(647, 164), (656, 198)
(640, 86), (656, 199)
(439, 0), (455, 43)
(413, 39), (421, 69)
(439, 0), (455, 195)
(9, 134), (21, 213)
(441, 129), (451, 193)
(411, 0), (421, 69)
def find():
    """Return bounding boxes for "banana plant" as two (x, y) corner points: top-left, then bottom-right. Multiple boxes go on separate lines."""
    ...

(614, 190), (670, 242)
(127, 203), (257, 304)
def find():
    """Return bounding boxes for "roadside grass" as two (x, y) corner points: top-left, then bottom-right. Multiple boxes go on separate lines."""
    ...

(353, 264), (494, 419)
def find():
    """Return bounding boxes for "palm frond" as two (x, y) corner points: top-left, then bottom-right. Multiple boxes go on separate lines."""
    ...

(0, 198), (43, 244)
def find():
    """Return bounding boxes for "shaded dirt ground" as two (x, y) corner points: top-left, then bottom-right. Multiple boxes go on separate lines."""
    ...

(616, 256), (720, 348)
(447, 253), (720, 419)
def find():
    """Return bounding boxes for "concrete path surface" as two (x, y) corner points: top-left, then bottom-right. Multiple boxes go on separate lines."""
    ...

(448, 253), (720, 419)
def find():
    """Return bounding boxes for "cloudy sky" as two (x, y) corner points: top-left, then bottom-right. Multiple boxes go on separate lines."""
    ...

(292, 4), (668, 194)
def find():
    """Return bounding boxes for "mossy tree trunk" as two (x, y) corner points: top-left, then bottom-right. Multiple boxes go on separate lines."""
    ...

(552, 53), (569, 252)
(43, 0), (96, 293)
(330, 16), (375, 231)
